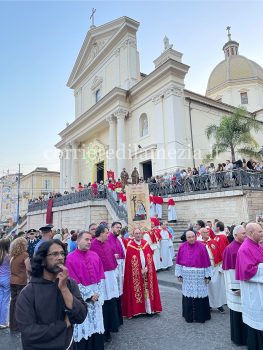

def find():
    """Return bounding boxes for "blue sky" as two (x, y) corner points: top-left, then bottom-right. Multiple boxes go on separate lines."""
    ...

(1, 0), (263, 175)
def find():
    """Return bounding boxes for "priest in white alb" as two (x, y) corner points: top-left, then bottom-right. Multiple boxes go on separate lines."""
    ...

(236, 222), (263, 350)
(199, 227), (227, 313)
(159, 221), (173, 270)
(167, 196), (177, 222)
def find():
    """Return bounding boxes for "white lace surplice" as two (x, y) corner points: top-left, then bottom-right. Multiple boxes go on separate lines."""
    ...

(74, 281), (105, 342)
(175, 264), (211, 298)
(102, 269), (119, 300)
(116, 259), (124, 296)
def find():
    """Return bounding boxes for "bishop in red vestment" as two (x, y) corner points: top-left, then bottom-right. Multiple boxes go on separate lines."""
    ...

(122, 229), (162, 319)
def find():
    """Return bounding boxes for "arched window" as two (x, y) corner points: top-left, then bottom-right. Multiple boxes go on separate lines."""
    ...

(139, 113), (148, 137)
(95, 89), (101, 103)
(240, 92), (248, 104)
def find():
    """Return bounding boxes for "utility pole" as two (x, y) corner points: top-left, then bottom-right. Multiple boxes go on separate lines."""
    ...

(16, 163), (21, 224)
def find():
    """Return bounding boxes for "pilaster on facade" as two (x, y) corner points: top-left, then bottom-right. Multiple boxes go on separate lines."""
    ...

(113, 108), (128, 177)
(106, 115), (117, 174)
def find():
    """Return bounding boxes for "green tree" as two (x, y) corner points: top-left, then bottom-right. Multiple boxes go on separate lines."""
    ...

(205, 107), (262, 162)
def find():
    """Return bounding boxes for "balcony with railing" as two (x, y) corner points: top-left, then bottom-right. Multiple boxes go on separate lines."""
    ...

(149, 169), (263, 197)
(27, 170), (263, 217)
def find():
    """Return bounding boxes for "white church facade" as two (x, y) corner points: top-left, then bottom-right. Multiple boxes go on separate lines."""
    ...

(56, 16), (263, 191)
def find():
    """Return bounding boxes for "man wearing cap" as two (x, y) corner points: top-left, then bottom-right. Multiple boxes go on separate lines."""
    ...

(27, 229), (39, 260)
(34, 225), (54, 254)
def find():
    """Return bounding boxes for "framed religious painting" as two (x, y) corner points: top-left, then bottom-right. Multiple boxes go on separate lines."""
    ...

(126, 183), (150, 231)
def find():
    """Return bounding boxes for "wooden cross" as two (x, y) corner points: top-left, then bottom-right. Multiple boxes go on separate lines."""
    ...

(226, 26), (231, 41)
(131, 195), (137, 214)
(90, 8), (96, 27)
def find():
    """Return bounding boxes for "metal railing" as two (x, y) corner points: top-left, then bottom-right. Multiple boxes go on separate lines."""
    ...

(28, 189), (106, 212)
(106, 188), (128, 222)
(28, 187), (129, 222)
(149, 169), (263, 197)
(28, 170), (263, 215)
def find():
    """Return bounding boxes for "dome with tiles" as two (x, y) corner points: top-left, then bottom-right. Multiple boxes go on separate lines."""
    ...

(206, 29), (263, 95)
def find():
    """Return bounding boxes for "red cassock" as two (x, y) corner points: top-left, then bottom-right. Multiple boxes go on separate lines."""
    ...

(152, 227), (162, 241)
(167, 198), (175, 206)
(120, 236), (128, 249)
(150, 217), (160, 227)
(201, 239), (222, 265)
(214, 234), (229, 256)
(115, 181), (122, 189)
(146, 230), (157, 244)
(91, 182), (98, 195)
(122, 240), (162, 318)
(207, 227), (215, 239)
(108, 183), (115, 191)
(155, 196), (164, 205)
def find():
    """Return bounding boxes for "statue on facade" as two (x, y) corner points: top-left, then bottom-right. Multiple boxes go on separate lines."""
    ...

(163, 36), (173, 51)
(120, 168), (129, 189)
(131, 167), (139, 184)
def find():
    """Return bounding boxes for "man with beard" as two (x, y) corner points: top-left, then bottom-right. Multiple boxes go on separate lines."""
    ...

(107, 222), (126, 300)
(90, 225), (122, 342)
(15, 240), (87, 350)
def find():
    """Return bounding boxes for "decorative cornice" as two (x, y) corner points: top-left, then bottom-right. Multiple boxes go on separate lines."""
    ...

(91, 75), (103, 91)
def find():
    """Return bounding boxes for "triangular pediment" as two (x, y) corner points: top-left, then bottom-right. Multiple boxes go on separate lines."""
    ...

(67, 16), (139, 88)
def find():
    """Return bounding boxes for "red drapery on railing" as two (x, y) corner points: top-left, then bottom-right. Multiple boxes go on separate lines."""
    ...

(46, 198), (53, 224)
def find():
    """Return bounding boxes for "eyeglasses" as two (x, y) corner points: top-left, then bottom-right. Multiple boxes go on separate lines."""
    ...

(47, 251), (66, 258)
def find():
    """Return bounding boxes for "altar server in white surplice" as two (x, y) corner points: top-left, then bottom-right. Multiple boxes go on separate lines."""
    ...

(159, 222), (173, 269)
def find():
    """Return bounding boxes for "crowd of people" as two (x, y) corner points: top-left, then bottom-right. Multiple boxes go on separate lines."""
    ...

(176, 219), (263, 349)
(0, 215), (263, 349)
(28, 158), (263, 207)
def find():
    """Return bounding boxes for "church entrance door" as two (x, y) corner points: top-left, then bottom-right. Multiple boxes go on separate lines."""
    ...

(142, 161), (152, 181)
(96, 161), (104, 182)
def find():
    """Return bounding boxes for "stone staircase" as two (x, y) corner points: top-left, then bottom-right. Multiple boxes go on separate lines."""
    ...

(162, 203), (188, 256)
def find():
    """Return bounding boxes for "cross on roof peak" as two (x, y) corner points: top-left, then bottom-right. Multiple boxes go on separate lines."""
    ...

(90, 8), (96, 28)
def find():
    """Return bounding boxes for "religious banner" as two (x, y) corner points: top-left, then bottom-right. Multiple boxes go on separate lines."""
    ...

(126, 183), (150, 231)
(107, 170), (115, 181)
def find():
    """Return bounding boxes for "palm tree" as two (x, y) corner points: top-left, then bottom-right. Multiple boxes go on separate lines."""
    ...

(205, 107), (262, 162)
